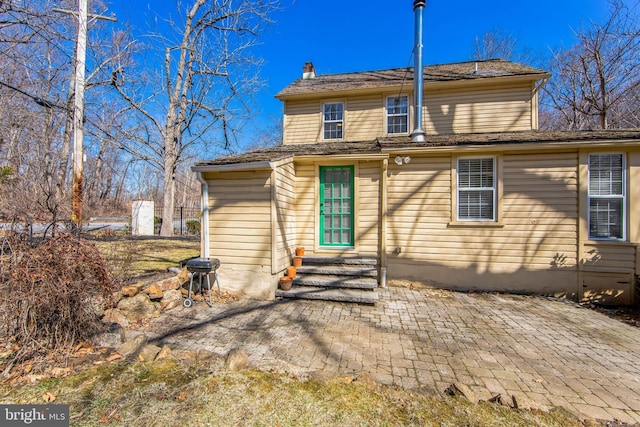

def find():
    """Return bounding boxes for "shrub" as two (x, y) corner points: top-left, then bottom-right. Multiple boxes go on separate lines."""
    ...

(0, 232), (121, 365)
(186, 219), (200, 235)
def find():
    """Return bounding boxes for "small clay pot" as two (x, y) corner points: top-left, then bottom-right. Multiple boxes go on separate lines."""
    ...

(293, 256), (303, 267)
(295, 247), (305, 257)
(279, 276), (293, 291)
(286, 266), (296, 278)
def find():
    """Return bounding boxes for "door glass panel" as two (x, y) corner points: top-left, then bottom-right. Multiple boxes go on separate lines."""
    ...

(342, 183), (350, 197)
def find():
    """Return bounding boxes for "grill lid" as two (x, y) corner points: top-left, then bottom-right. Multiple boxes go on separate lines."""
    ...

(186, 257), (220, 273)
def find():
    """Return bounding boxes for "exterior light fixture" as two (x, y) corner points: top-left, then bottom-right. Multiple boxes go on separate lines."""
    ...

(394, 155), (412, 165)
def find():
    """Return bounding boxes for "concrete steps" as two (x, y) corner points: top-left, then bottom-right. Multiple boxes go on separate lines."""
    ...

(276, 256), (379, 305)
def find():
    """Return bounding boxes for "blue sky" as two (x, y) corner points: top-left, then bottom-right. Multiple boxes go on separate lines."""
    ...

(106, 0), (633, 148)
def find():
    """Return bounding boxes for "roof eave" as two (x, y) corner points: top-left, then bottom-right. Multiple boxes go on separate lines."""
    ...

(191, 160), (276, 173)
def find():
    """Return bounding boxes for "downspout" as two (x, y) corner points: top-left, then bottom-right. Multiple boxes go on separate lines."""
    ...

(411, 0), (426, 143)
(196, 172), (210, 259)
(379, 158), (388, 288)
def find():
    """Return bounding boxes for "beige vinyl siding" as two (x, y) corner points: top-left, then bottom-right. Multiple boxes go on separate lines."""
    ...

(501, 152), (578, 268)
(282, 83), (534, 144)
(581, 243), (637, 273)
(387, 156), (451, 256)
(273, 162), (296, 272)
(283, 100), (321, 144)
(423, 82), (533, 134)
(208, 171), (272, 266)
(295, 163), (316, 252)
(345, 95), (384, 141)
(386, 152), (578, 293)
(356, 161), (381, 256)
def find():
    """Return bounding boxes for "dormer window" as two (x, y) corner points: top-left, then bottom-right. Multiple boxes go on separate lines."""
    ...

(323, 102), (344, 140)
(386, 95), (409, 135)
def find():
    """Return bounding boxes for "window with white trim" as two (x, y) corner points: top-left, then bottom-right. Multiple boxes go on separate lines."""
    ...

(386, 95), (408, 134)
(323, 102), (343, 140)
(588, 153), (625, 240)
(457, 157), (495, 221)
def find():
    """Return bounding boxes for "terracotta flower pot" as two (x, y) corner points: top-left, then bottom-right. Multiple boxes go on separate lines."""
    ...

(286, 266), (296, 278)
(293, 257), (303, 267)
(279, 276), (293, 291)
(295, 247), (305, 257)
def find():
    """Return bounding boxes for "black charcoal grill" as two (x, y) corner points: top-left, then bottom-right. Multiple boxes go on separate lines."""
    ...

(184, 257), (220, 308)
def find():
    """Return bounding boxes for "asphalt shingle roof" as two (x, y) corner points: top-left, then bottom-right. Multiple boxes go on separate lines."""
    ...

(194, 130), (640, 167)
(276, 59), (549, 98)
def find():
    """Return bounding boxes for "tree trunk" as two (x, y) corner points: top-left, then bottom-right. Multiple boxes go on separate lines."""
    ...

(159, 132), (178, 236)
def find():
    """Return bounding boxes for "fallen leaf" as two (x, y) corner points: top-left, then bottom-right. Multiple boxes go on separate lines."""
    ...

(175, 391), (186, 401)
(106, 353), (123, 362)
(69, 412), (84, 420)
(42, 391), (57, 403)
(49, 367), (72, 377)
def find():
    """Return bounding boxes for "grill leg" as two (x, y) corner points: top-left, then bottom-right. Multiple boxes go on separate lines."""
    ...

(205, 273), (212, 307)
(213, 270), (221, 297)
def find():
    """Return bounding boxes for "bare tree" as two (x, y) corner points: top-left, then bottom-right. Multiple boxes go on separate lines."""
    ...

(0, 0), (136, 221)
(542, 0), (640, 130)
(112, 0), (279, 236)
(471, 28), (519, 60)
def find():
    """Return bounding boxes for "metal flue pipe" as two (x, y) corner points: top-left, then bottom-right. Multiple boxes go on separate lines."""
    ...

(411, 0), (426, 142)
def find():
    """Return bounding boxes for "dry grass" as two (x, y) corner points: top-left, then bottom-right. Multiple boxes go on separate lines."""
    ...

(93, 236), (200, 282)
(0, 360), (589, 427)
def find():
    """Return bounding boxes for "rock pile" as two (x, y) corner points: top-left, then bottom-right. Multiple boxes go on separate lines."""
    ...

(102, 270), (191, 329)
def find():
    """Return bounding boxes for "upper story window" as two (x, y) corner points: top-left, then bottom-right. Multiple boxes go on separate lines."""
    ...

(457, 157), (495, 221)
(588, 153), (625, 240)
(323, 102), (344, 140)
(386, 96), (409, 135)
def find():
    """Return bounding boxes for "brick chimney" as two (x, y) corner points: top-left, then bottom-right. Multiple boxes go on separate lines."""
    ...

(302, 62), (316, 79)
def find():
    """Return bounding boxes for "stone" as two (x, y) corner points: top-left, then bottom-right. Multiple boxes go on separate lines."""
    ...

(147, 284), (164, 300)
(175, 350), (198, 367)
(116, 334), (147, 359)
(160, 289), (183, 311)
(176, 268), (190, 284)
(167, 267), (182, 275)
(156, 276), (181, 292)
(444, 382), (478, 403)
(155, 345), (174, 360)
(138, 344), (162, 362)
(225, 348), (248, 372)
(121, 285), (139, 298)
(92, 323), (125, 348)
(102, 308), (130, 328)
(117, 293), (158, 322)
(197, 349), (223, 372)
(489, 393), (517, 408)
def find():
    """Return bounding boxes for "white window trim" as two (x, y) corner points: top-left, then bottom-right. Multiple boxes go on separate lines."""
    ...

(322, 102), (344, 141)
(456, 156), (497, 222)
(385, 95), (409, 135)
(587, 152), (626, 241)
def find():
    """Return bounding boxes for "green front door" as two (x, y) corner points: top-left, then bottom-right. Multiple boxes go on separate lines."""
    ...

(320, 166), (354, 247)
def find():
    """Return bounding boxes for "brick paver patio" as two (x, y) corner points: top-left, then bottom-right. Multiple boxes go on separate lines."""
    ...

(139, 287), (640, 424)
